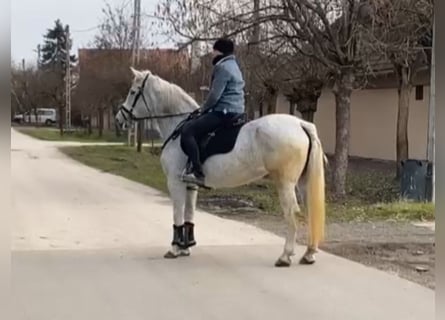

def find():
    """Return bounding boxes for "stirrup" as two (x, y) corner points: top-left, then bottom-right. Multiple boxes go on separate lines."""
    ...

(180, 171), (211, 190)
(181, 172), (205, 185)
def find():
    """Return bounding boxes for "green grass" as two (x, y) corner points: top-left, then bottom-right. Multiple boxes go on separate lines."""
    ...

(61, 145), (168, 192)
(17, 127), (127, 143)
(60, 145), (435, 223)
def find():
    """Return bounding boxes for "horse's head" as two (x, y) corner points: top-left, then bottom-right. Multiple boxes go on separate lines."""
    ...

(116, 67), (154, 128)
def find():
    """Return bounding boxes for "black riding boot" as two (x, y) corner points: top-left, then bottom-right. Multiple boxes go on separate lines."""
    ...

(171, 224), (185, 248)
(183, 222), (196, 248)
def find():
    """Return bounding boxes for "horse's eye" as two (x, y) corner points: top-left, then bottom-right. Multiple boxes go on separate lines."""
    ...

(130, 90), (136, 95)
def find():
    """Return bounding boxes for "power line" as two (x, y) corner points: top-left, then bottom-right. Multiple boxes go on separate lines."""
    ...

(71, 25), (100, 33)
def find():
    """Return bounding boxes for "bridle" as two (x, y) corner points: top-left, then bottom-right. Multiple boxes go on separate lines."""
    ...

(118, 74), (191, 121)
(118, 73), (202, 150)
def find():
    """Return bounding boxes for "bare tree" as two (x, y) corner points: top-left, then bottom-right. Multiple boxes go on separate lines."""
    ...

(155, 0), (294, 118)
(93, 0), (149, 49)
(365, 0), (433, 177)
(11, 64), (61, 124)
(266, 0), (378, 198)
(156, 0), (377, 197)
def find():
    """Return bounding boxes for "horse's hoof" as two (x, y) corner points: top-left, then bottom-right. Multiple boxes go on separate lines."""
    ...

(299, 255), (316, 265)
(164, 251), (178, 259)
(275, 258), (291, 267)
(178, 249), (190, 257)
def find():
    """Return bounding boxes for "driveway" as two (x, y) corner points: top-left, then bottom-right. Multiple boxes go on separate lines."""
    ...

(11, 128), (434, 320)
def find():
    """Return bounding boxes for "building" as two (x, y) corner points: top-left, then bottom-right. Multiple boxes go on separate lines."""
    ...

(272, 70), (431, 161)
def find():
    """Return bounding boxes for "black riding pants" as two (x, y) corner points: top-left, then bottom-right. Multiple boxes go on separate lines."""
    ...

(180, 111), (232, 175)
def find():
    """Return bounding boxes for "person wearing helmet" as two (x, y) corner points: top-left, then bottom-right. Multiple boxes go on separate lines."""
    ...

(180, 38), (245, 186)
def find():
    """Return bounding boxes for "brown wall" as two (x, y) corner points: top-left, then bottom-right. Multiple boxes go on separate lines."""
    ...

(274, 86), (430, 161)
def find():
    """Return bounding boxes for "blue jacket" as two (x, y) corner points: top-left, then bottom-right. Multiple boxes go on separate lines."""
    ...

(202, 55), (245, 114)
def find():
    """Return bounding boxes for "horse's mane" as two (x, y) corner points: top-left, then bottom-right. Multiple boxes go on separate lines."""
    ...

(142, 71), (199, 114)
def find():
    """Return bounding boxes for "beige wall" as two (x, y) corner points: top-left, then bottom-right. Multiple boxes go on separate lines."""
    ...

(275, 86), (430, 161)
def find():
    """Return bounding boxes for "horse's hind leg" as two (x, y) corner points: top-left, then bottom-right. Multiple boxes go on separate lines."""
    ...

(274, 181), (300, 267)
(296, 173), (317, 265)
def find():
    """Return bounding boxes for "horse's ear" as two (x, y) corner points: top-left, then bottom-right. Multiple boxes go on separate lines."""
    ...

(130, 66), (142, 78)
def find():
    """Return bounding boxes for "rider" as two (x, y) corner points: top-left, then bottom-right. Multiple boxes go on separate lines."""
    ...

(181, 38), (245, 185)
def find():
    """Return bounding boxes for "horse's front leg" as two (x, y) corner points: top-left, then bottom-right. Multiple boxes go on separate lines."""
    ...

(184, 185), (199, 248)
(164, 177), (190, 259)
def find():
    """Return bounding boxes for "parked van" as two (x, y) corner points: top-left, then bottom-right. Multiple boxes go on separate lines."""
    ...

(13, 108), (57, 126)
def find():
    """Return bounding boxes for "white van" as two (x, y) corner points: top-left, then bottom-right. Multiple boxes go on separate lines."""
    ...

(14, 108), (57, 126)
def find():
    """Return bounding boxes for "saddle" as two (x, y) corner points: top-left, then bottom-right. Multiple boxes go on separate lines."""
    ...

(195, 112), (247, 164)
(162, 111), (248, 167)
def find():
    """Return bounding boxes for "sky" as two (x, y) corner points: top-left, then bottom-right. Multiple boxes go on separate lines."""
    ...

(11, 0), (162, 67)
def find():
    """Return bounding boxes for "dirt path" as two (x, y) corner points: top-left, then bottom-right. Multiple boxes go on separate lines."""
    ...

(202, 207), (435, 289)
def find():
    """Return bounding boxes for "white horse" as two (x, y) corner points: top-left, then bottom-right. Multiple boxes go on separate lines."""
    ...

(116, 67), (326, 267)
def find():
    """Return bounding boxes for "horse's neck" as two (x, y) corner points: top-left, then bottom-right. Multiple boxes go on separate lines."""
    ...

(156, 116), (188, 142)
(151, 83), (198, 142)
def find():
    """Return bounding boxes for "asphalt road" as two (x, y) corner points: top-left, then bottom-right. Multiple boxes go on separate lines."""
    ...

(11, 128), (434, 320)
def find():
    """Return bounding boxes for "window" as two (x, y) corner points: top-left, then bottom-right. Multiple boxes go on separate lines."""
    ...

(415, 85), (424, 100)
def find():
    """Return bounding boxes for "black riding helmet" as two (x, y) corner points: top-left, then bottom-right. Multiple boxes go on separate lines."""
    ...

(213, 38), (234, 55)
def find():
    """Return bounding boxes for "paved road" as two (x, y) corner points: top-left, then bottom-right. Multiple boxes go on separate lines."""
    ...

(11, 128), (434, 320)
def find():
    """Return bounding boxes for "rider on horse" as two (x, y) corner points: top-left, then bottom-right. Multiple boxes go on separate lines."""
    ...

(181, 38), (246, 186)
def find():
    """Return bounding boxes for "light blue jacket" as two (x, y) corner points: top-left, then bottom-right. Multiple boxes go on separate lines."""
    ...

(202, 55), (245, 114)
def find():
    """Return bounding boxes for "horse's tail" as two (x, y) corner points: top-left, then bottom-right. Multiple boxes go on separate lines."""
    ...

(300, 121), (326, 249)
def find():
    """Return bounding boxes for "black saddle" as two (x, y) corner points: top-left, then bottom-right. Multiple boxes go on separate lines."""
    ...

(195, 112), (247, 164)
(162, 112), (248, 166)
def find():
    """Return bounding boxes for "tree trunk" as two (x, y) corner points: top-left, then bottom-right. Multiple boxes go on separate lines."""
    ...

(137, 120), (143, 153)
(332, 71), (354, 199)
(266, 87), (278, 114)
(115, 122), (121, 137)
(58, 106), (64, 136)
(87, 113), (92, 135)
(245, 94), (256, 120)
(107, 108), (111, 130)
(259, 101), (264, 117)
(33, 107), (39, 127)
(289, 101), (296, 115)
(302, 110), (315, 123)
(98, 108), (104, 138)
(112, 105), (121, 137)
(396, 66), (411, 178)
(296, 97), (318, 123)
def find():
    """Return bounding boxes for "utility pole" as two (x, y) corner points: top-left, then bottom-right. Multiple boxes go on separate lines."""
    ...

(131, 0), (141, 67)
(427, 17), (435, 202)
(37, 45), (41, 69)
(129, 0), (141, 147)
(130, 0), (144, 152)
(252, 0), (260, 48)
(65, 25), (72, 131)
(21, 59), (27, 122)
(246, 0), (260, 120)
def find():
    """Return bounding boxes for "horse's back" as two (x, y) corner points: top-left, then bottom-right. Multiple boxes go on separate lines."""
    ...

(245, 113), (310, 147)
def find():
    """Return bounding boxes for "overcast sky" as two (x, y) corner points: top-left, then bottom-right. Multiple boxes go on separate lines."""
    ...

(11, 0), (161, 66)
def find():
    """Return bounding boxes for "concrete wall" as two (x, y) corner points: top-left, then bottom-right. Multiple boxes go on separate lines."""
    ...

(274, 86), (430, 161)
